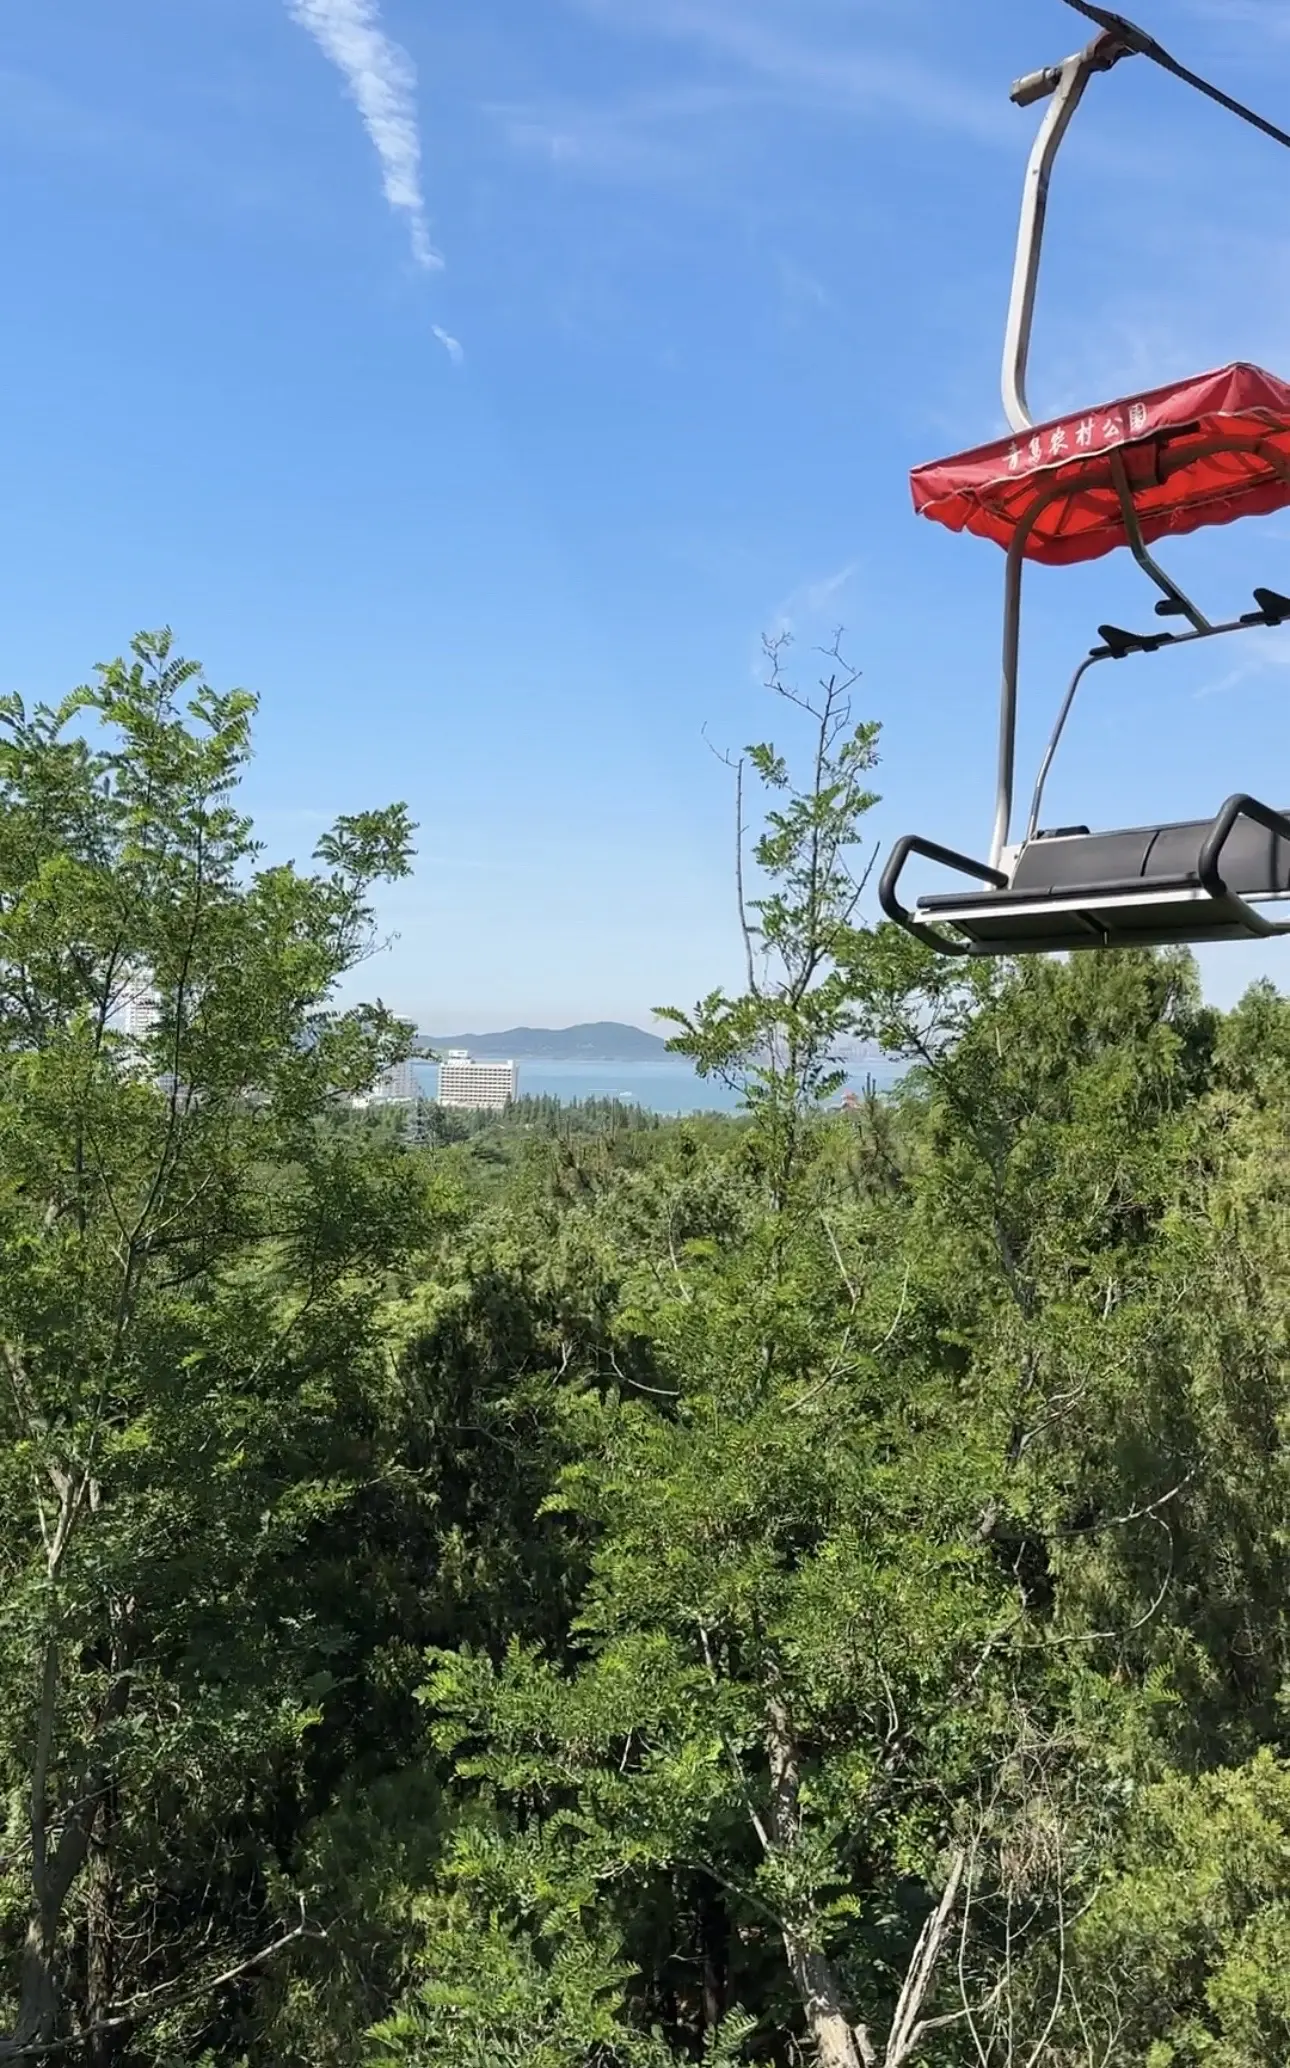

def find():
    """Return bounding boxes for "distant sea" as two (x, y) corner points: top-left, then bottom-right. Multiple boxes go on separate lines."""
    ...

(414, 1057), (905, 1116)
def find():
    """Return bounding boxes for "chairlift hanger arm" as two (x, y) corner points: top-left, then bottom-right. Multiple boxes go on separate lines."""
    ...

(1003, 37), (1124, 433)
(1005, 3), (1290, 434)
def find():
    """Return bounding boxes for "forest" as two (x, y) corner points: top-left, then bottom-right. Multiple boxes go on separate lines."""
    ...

(3, 629), (1290, 2066)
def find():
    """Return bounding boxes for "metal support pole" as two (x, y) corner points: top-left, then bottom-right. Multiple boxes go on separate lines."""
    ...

(993, 524), (1029, 868)
(992, 487), (1060, 870)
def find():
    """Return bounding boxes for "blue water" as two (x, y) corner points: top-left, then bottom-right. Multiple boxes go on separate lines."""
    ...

(414, 1057), (903, 1116)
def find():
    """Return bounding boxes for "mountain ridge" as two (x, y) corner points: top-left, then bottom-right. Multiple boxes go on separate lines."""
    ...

(413, 1023), (891, 1066)
(415, 1022), (670, 1062)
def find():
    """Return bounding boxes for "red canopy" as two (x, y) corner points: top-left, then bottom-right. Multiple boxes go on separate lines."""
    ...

(910, 362), (1290, 567)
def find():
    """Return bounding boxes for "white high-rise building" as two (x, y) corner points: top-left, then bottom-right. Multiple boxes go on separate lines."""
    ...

(436, 1051), (517, 1111)
(125, 984), (159, 1041)
(370, 1058), (419, 1105)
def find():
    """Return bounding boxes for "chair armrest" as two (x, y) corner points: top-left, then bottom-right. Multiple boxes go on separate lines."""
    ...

(1198, 795), (1290, 898)
(879, 835), (1008, 956)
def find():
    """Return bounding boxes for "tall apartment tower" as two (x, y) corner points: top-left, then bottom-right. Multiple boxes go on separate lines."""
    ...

(436, 1051), (518, 1111)
(126, 986), (159, 1041)
(371, 1058), (419, 1105)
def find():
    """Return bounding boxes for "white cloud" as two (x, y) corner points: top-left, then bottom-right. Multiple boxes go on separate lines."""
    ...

(286, 0), (440, 270)
(433, 324), (464, 365)
(802, 562), (858, 613)
(1195, 630), (1290, 699)
(769, 561), (860, 639)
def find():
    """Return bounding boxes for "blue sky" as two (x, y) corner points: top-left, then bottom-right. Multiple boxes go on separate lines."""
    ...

(5, 0), (1290, 1027)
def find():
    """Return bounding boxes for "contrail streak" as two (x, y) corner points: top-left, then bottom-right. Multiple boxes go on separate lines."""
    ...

(287, 0), (441, 269)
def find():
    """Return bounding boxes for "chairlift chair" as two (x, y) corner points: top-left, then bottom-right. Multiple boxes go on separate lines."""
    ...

(879, 1), (1290, 957)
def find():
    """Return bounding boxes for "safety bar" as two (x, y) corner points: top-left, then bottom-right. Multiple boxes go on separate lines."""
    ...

(1025, 654), (1102, 844)
(1025, 595), (1290, 842)
(879, 835), (1007, 954)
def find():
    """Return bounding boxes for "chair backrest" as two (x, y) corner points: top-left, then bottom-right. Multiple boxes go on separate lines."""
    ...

(1013, 812), (1290, 896)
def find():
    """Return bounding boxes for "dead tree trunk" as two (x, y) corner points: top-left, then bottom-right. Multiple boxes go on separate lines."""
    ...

(761, 1685), (966, 2068)
(7, 1907), (61, 2058)
(765, 1691), (866, 2068)
(0, 1623), (128, 2063)
(85, 1787), (118, 2068)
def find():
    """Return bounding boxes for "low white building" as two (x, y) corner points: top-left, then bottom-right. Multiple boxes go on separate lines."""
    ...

(436, 1050), (517, 1111)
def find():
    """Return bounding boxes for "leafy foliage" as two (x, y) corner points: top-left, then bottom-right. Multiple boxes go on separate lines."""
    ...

(2, 629), (1290, 2067)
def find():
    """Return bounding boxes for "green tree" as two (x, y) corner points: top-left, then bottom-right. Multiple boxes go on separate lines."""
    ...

(1052, 1753), (1290, 2065)
(660, 634), (879, 1207)
(391, 646), (1129, 2068)
(12, 625), (1290, 2067)
(0, 632), (419, 2058)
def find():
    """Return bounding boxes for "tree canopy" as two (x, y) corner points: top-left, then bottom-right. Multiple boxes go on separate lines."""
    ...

(2, 631), (1290, 2066)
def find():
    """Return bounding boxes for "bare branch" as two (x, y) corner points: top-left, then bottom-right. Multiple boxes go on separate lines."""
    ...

(735, 755), (760, 998)
(886, 1849), (965, 2066)
(871, 1265), (911, 1354)
(821, 1213), (860, 1308)
(1, 1914), (318, 2059)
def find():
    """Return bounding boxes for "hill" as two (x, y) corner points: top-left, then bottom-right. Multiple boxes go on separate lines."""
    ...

(416, 1022), (670, 1062)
